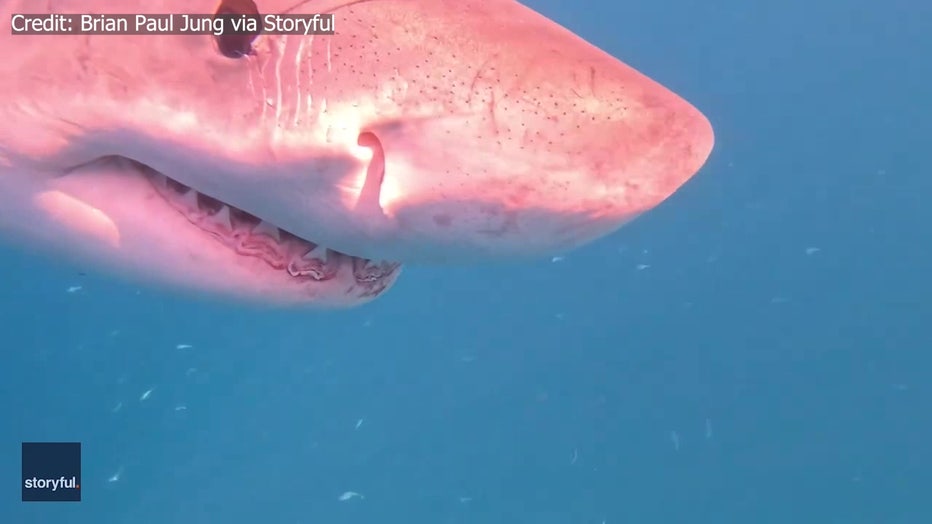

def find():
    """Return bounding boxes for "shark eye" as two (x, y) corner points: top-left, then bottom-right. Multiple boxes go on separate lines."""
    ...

(213, 0), (261, 58)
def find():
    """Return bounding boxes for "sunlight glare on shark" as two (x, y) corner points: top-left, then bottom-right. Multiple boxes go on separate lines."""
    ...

(0, 0), (714, 308)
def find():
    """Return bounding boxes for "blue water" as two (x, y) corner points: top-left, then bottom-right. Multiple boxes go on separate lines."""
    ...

(3, 0), (930, 522)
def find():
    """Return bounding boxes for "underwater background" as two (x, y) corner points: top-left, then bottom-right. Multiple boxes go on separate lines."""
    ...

(2, 0), (930, 522)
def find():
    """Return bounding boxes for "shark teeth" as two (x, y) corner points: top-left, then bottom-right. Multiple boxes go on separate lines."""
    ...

(178, 188), (199, 210)
(143, 168), (398, 285)
(303, 244), (329, 261)
(204, 205), (232, 230)
(287, 245), (340, 280)
(250, 220), (281, 241)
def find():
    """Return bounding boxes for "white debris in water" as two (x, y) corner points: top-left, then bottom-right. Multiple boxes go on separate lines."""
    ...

(339, 491), (364, 501)
(176, 344), (193, 349)
(66, 285), (82, 293)
(108, 466), (123, 483)
(670, 430), (680, 451)
(805, 247), (821, 255)
(111, 402), (123, 413)
(175, 405), (187, 411)
(459, 496), (472, 503)
(355, 418), (363, 430)
(139, 388), (154, 401)
(636, 264), (650, 270)
(551, 256), (565, 263)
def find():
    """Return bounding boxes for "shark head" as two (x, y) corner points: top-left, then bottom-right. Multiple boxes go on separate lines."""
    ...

(0, 0), (714, 307)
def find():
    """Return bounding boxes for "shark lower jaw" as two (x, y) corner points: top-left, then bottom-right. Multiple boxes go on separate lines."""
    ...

(88, 155), (401, 303)
(146, 162), (398, 282)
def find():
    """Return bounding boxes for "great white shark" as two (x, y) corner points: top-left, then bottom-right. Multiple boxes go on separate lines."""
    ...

(0, 0), (714, 308)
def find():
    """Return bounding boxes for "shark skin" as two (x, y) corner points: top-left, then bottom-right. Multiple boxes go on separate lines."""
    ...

(0, 0), (714, 308)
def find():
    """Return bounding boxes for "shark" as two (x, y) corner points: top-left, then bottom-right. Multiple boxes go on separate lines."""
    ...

(0, 0), (714, 308)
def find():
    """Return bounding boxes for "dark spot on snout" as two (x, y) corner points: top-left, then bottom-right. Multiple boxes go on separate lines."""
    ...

(213, 0), (261, 58)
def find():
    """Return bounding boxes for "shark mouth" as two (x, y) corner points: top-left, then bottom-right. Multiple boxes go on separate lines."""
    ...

(119, 158), (400, 288)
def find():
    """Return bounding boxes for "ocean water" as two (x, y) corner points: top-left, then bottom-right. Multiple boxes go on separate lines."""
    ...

(2, 0), (930, 523)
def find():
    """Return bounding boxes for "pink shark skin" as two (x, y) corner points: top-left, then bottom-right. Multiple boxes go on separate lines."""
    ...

(0, 0), (714, 308)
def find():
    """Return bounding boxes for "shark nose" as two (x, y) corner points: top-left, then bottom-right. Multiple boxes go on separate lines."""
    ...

(360, 65), (714, 261)
(588, 84), (715, 223)
(346, 1), (714, 262)
(515, 47), (715, 241)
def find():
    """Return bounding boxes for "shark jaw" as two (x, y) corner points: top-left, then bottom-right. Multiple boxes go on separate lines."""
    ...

(0, 0), (715, 308)
(12, 154), (402, 307)
(148, 167), (398, 287)
(145, 160), (401, 300)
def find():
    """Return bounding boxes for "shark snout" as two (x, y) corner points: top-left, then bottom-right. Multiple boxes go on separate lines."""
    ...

(364, 35), (714, 262)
